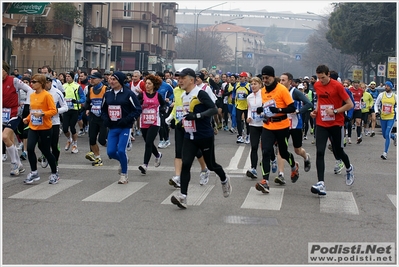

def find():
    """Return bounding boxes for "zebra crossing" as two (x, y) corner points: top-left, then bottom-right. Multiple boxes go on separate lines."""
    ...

(4, 175), (395, 215)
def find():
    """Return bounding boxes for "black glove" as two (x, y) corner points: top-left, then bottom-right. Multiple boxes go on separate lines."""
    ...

(184, 112), (197, 121)
(71, 99), (77, 104)
(169, 118), (176, 129)
(268, 107), (279, 113)
(256, 107), (263, 114)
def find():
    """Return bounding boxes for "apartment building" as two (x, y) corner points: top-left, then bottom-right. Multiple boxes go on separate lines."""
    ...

(3, 2), (178, 74)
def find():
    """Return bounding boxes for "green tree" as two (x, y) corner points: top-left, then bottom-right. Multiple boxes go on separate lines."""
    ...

(326, 3), (396, 81)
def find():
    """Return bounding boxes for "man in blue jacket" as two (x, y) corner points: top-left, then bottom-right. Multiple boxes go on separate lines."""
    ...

(101, 71), (142, 184)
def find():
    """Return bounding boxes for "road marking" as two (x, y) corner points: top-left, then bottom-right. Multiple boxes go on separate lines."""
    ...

(8, 179), (82, 200)
(226, 146), (245, 170)
(161, 184), (214, 206)
(241, 187), (284, 210)
(242, 150), (251, 173)
(320, 191), (359, 215)
(2, 177), (18, 184)
(82, 182), (147, 202)
(387, 194), (396, 208)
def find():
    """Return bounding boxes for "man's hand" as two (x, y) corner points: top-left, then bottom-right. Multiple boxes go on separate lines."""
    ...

(268, 107), (279, 113)
(184, 112), (198, 121)
(256, 107), (263, 114)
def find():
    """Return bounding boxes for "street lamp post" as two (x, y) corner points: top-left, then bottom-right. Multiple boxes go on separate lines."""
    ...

(194, 2), (227, 58)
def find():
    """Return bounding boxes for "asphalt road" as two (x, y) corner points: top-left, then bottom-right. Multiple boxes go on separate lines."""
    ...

(2, 125), (397, 265)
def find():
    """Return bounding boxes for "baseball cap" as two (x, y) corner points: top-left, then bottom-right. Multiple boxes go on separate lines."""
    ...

(104, 70), (111, 75)
(369, 81), (376, 86)
(304, 76), (309, 80)
(178, 68), (196, 78)
(89, 72), (103, 79)
(200, 68), (207, 73)
(239, 71), (248, 77)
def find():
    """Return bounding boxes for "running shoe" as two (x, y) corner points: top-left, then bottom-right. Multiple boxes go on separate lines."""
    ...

(71, 144), (78, 154)
(229, 128), (237, 134)
(370, 131), (375, 137)
(118, 174), (128, 184)
(236, 136), (244, 144)
(244, 135), (250, 144)
(255, 179), (270, 193)
(154, 152), (162, 167)
(138, 164), (147, 175)
(246, 168), (258, 179)
(164, 140), (171, 148)
(158, 140), (165, 149)
(65, 140), (71, 151)
(381, 152), (387, 160)
(290, 162), (299, 183)
(221, 176), (232, 197)
(304, 153), (311, 172)
(20, 151), (27, 161)
(274, 174), (286, 185)
(171, 194), (187, 209)
(334, 160), (344, 174)
(311, 181), (326, 195)
(303, 135), (307, 140)
(199, 169), (210, 185)
(92, 158), (103, 166)
(49, 173), (60, 184)
(393, 134), (397, 146)
(169, 175), (181, 188)
(356, 137), (362, 144)
(346, 164), (354, 186)
(10, 163), (25, 176)
(40, 156), (48, 168)
(85, 152), (96, 161)
(24, 172), (40, 184)
(77, 130), (85, 136)
(2, 154), (7, 162)
(347, 137), (352, 144)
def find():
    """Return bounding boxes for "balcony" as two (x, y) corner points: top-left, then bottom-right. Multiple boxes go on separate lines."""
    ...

(85, 26), (109, 45)
(112, 9), (157, 25)
(13, 20), (72, 38)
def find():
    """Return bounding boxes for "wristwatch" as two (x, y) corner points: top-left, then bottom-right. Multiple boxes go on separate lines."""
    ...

(333, 109), (338, 114)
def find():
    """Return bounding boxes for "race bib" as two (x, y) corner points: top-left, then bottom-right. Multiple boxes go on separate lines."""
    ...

(183, 119), (196, 133)
(65, 98), (74, 109)
(176, 106), (184, 121)
(108, 105), (122, 121)
(251, 108), (263, 123)
(30, 109), (43, 126)
(91, 105), (101, 117)
(382, 104), (393, 114)
(263, 99), (277, 117)
(320, 104), (335, 121)
(354, 101), (360, 110)
(237, 92), (246, 100)
(2, 108), (11, 123)
(360, 100), (366, 109)
(141, 108), (157, 125)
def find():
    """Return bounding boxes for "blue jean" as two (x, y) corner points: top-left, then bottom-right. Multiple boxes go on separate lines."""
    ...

(380, 119), (395, 154)
(227, 104), (237, 128)
(107, 127), (130, 174)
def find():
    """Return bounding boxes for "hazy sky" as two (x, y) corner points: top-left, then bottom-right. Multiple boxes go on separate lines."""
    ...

(174, 1), (334, 15)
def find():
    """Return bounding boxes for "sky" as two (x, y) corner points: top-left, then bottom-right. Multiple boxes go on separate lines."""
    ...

(174, 1), (335, 16)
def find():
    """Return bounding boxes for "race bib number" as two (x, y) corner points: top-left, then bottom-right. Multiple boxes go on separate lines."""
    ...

(108, 105), (122, 121)
(30, 109), (43, 126)
(354, 101), (360, 110)
(360, 100), (366, 109)
(237, 92), (246, 100)
(320, 104), (335, 121)
(141, 108), (157, 125)
(91, 105), (101, 117)
(183, 119), (196, 133)
(263, 99), (277, 117)
(2, 108), (11, 123)
(251, 108), (262, 123)
(382, 104), (393, 115)
(176, 106), (184, 121)
(65, 98), (74, 109)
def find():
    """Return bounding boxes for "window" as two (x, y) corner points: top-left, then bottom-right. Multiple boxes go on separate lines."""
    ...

(122, 27), (133, 51)
(124, 2), (132, 17)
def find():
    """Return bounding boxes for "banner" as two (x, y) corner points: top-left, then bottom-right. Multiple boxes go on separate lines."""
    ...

(387, 57), (396, 79)
(352, 69), (363, 81)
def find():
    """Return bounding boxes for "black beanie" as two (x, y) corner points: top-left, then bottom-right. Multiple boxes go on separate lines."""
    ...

(261, 65), (275, 77)
(112, 71), (126, 87)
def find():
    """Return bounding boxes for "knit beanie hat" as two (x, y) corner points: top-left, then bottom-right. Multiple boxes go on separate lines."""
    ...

(112, 71), (126, 87)
(385, 80), (394, 89)
(261, 65), (275, 77)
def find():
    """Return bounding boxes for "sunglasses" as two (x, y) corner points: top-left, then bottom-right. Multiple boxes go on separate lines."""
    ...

(31, 80), (39, 84)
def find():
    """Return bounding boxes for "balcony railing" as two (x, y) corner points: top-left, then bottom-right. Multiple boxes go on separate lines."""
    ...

(13, 20), (72, 38)
(85, 26), (109, 45)
(112, 9), (157, 25)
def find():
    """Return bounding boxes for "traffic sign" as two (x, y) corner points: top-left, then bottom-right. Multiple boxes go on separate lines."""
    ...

(246, 53), (253, 59)
(295, 54), (301, 61)
(377, 64), (386, 77)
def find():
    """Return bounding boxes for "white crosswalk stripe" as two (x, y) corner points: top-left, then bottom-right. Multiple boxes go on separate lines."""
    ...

(83, 182), (148, 202)
(319, 191), (359, 215)
(241, 187), (284, 210)
(9, 179), (82, 200)
(387, 194), (396, 208)
(161, 184), (215, 206)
